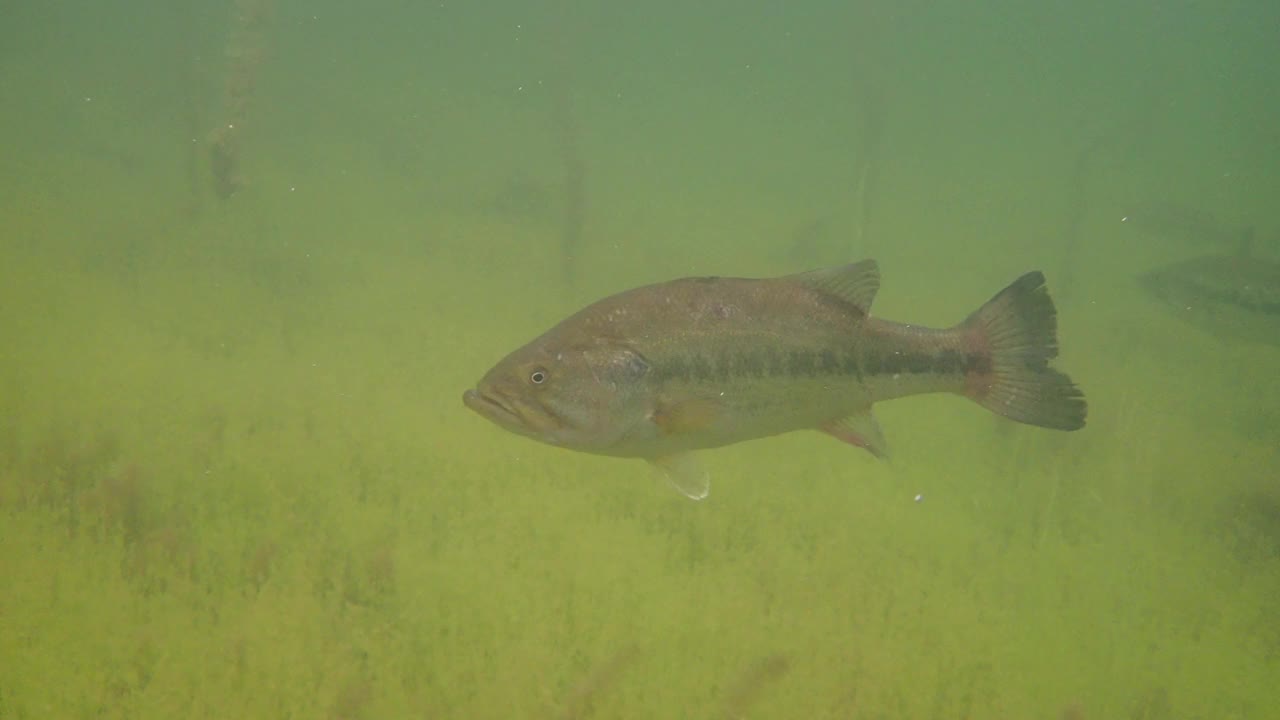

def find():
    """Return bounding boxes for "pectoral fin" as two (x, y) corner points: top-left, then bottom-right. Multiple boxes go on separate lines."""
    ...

(648, 453), (710, 501)
(821, 410), (889, 459)
(651, 398), (721, 436)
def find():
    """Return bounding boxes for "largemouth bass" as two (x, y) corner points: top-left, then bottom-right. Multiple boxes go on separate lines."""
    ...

(464, 261), (1087, 499)
(1139, 253), (1280, 347)
(1121, 202), (1254, 251)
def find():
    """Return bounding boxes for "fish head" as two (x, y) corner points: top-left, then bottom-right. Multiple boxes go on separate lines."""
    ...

(464, 336), (653, 452)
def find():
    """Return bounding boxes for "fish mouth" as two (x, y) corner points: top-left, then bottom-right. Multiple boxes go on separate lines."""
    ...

(463, 388), (528, 431)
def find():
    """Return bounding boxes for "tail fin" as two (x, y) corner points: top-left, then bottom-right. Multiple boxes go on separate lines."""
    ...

(961, 272), (1087, 430)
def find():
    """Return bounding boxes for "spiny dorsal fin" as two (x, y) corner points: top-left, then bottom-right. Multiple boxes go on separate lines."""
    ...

(791, 260), (880, 314)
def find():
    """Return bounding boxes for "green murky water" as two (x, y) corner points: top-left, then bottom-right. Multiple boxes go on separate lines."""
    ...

(2, 1), (1278, 717)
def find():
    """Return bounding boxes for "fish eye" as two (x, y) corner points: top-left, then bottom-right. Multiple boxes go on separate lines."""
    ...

(529, 368), (548, 385)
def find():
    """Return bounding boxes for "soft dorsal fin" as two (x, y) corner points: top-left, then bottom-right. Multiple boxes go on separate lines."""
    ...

(791, 260), (880, 313)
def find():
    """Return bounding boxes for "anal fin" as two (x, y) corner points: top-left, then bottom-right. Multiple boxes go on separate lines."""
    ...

(821, 410), (889, 459)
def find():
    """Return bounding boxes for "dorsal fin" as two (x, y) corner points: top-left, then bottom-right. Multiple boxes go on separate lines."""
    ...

(791, 260), (880, 313)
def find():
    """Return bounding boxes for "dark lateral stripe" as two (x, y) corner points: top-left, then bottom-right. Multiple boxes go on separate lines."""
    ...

(863, 349), (990, 378)
(652, 346), (995, 384)
(654, 348), (865, 383)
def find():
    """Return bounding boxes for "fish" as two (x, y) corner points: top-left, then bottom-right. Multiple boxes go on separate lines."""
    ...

(463, 260), (1087, 500)
(1120, 202), (1255, 251)
(1138, 253), (1280, 347)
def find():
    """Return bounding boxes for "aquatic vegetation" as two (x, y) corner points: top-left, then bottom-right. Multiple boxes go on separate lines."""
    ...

(3, 4), (1278, 715)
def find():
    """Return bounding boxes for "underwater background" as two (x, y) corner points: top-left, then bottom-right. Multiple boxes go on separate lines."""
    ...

(2, 1), (1278, 717)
